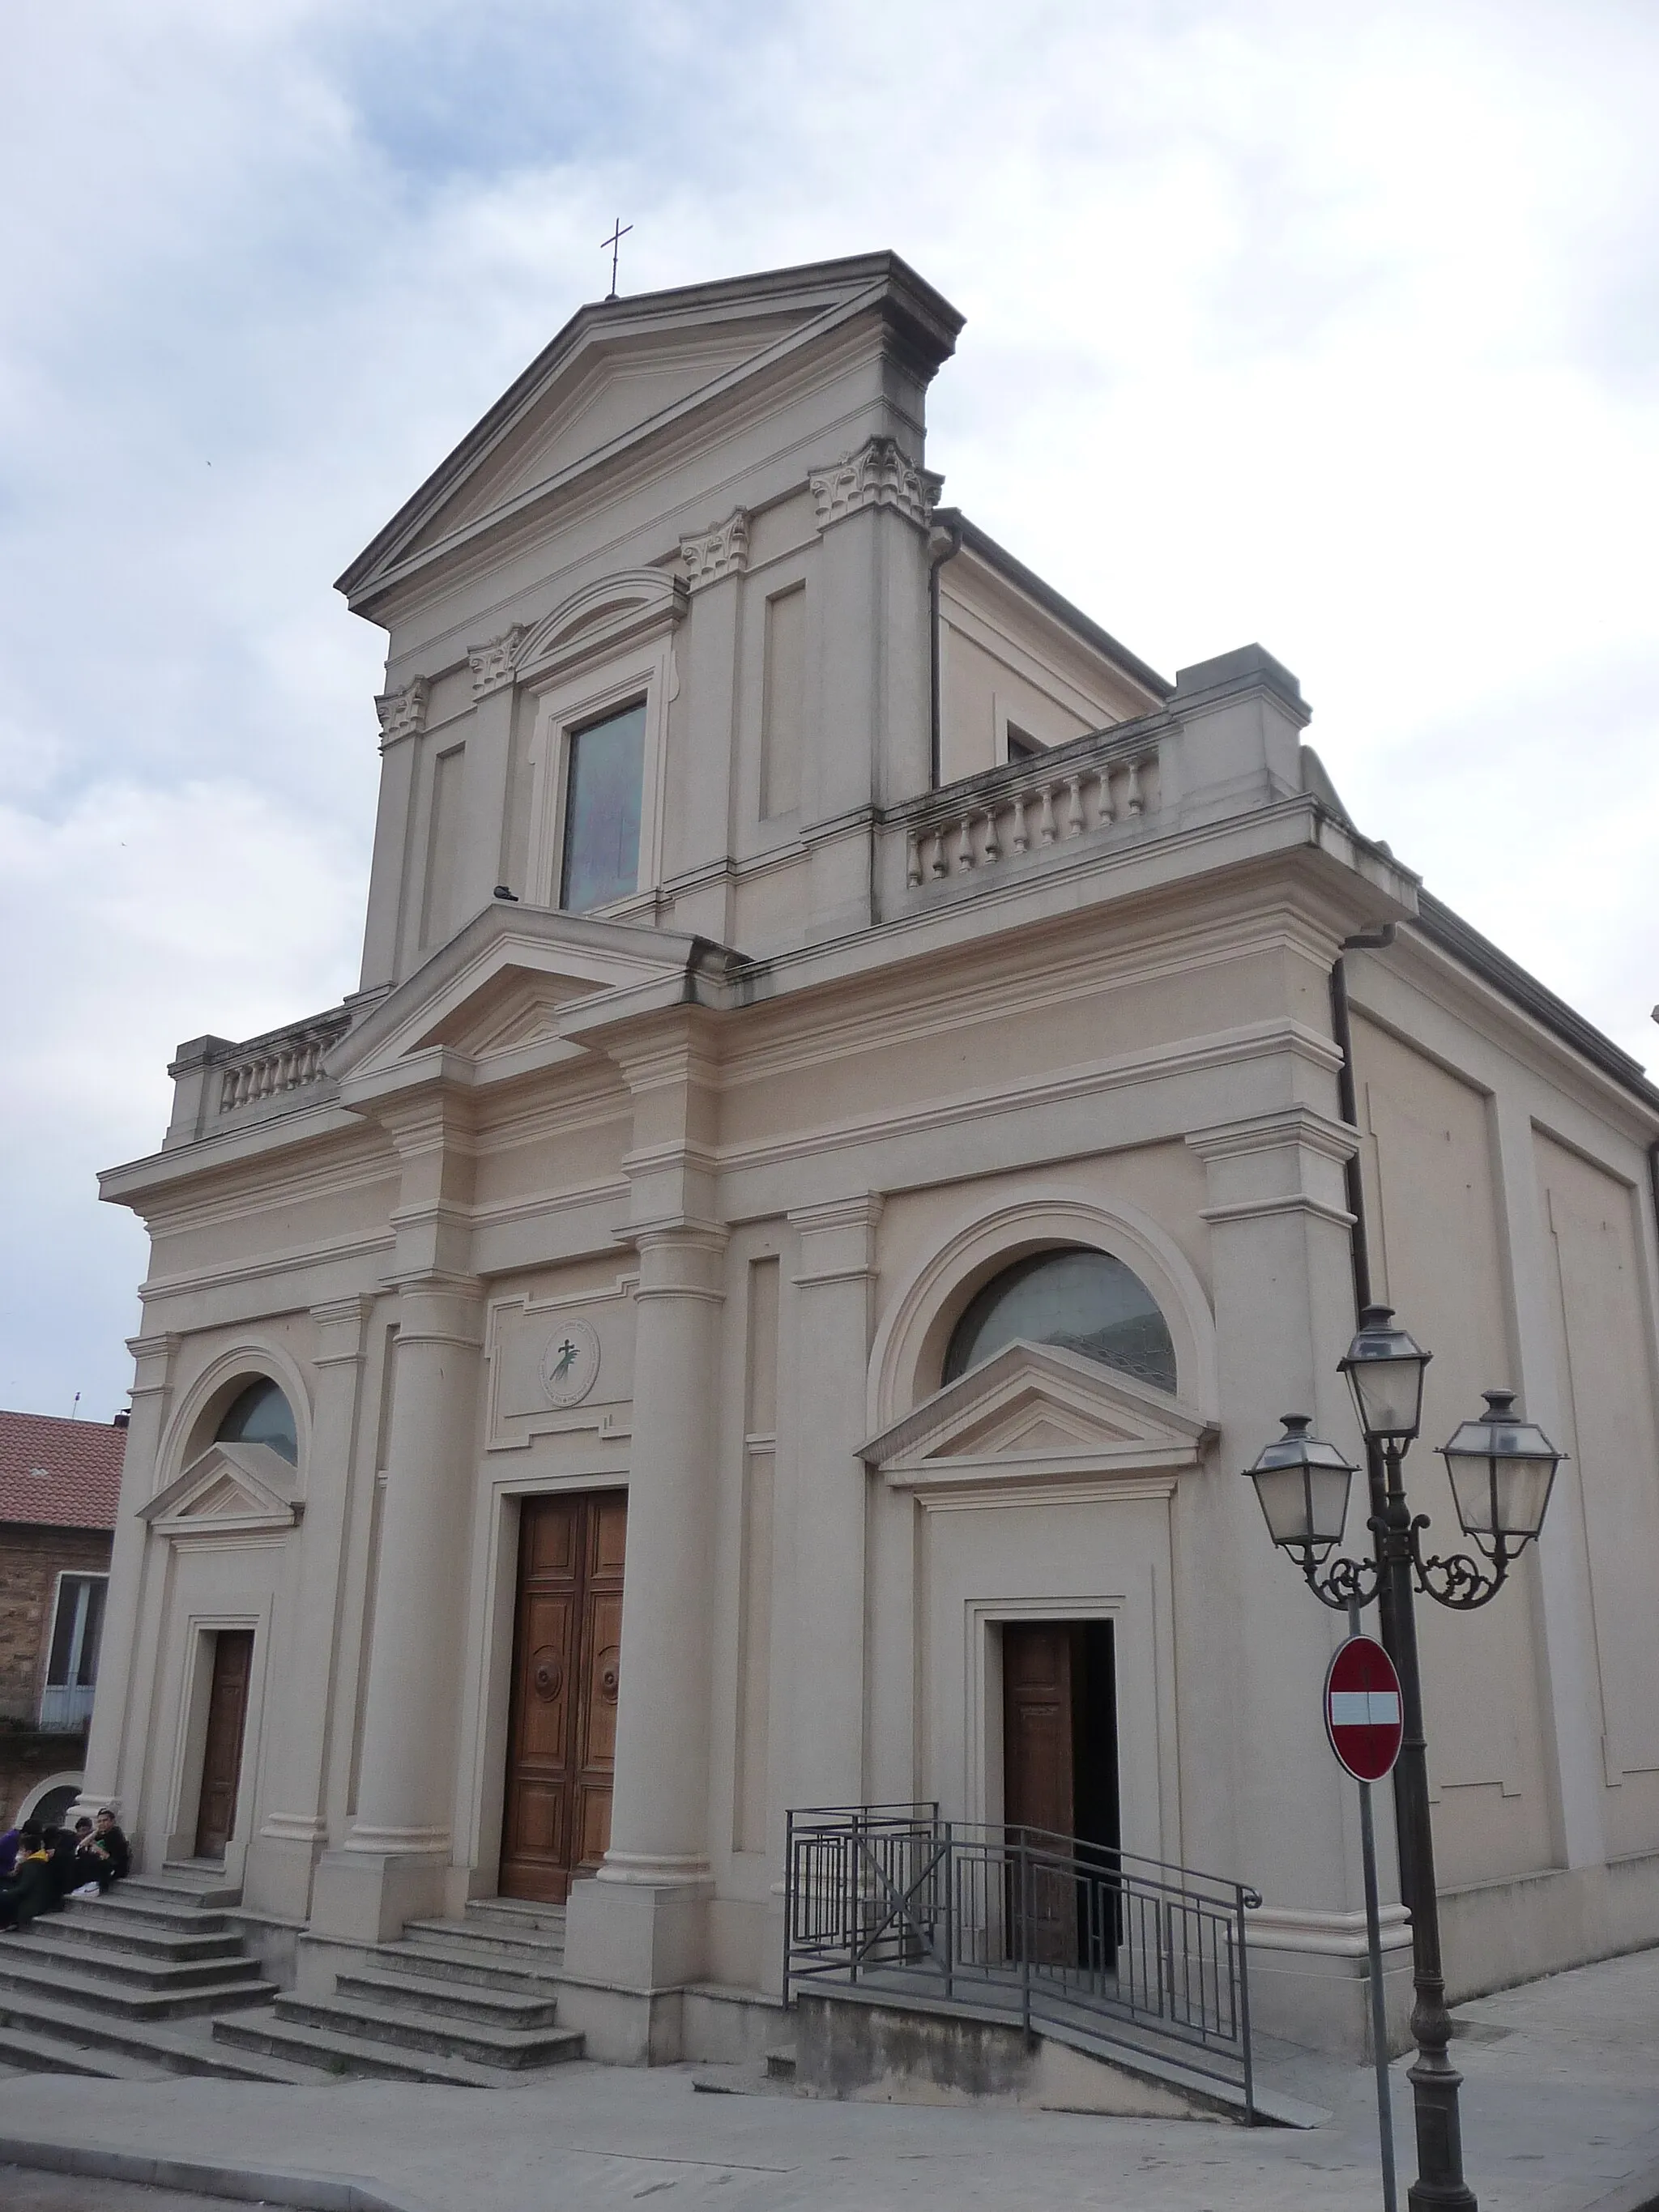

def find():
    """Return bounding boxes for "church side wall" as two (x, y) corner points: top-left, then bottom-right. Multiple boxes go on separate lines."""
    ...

(1346, 948), (1659, 1999)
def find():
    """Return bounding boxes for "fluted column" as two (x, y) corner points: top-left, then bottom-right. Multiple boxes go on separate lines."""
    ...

(244, 1294), (374, 1920)
(787, 1196), (882, 1807)
(310, 1274), (484, 1940)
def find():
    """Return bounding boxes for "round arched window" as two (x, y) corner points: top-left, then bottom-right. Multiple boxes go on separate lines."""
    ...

(215, 1379), (298, 1466)
(942, 1247), (1176, 1392)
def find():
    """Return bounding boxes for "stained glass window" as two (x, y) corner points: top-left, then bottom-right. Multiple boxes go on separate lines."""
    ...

(943, 1247), (1176, 1392)
(561, 701), (646, 914)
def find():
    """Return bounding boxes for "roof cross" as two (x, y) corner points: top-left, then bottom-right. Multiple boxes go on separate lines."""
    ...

(601, 217), (633, 300)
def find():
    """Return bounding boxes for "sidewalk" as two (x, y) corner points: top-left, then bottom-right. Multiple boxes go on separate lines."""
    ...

(1, 1946), (1655, 2212)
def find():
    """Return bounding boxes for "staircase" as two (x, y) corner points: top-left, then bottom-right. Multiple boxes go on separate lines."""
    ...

(214, 1896), (586, 2083)
(0, 1867), (313, 2082)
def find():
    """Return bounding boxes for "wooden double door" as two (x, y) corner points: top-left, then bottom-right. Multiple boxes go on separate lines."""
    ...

(500, 1490), (627, 1903)
(194, 1629), (254, 1860)
(1002, 1620), (1120, 1966)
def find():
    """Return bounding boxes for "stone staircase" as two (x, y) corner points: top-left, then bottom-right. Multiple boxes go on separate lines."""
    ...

(0, 1866), (313, 2082)
(214, 1896), (586, 2083)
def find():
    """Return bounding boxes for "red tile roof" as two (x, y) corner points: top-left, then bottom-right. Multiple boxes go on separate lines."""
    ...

(0, 1409), (126, 1530)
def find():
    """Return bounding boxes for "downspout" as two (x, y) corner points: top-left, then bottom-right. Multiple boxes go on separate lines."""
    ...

(928, 520), (963, 791)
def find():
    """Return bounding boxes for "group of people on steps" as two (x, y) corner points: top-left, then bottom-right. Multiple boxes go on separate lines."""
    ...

(0, 1807), (129, 1929)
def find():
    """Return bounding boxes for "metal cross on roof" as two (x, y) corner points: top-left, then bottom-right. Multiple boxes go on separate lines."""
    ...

(602, 218), (633, 300)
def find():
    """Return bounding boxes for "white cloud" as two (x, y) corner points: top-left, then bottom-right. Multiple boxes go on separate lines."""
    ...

(2, 0), (1655, 1414)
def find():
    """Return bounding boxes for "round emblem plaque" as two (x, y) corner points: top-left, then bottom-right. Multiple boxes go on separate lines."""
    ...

(539, 1317), (601, 1408)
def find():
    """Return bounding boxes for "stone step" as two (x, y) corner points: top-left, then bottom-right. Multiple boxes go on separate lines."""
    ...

(69, 1891), (235, 1937)
(373, 1937), (558, 1998)
(0, 2025), (173, 2082)
(463, 1895), (568, 1937)
(214, 2006), (582, 2086)
(403, 1915), (565, 1968)
(0, 1988), (318, 2083)
(0, 1929), (263, 1997)
(0, 1945), (274, 2022)
(33, 1912), (244, 1965)
(334, 1965), (561, 2031)
(271, 1989), (583, 2071)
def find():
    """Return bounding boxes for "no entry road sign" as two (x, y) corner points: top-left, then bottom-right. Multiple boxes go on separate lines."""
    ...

(1324, 1636), (1404, 1782)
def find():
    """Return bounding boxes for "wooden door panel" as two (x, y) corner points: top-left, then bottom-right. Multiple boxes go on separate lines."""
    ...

(1003, 1622), (1077, 1966)
(500, 1490), (626, 1903)
(194, 1630), (254, 1860)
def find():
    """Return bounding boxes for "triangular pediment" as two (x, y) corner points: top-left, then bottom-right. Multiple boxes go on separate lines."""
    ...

(337, 253), (962, 611)
(329, 902), (743, 1102)
(862, 1340), (1216, 1493)
(141, 1443), (301, 1536)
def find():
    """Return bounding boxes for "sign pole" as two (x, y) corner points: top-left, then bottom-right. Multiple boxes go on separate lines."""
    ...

(1351, 1603), (1398, 2212)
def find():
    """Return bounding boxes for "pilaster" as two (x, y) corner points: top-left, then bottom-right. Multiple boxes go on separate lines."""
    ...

(75, 1329), (181, 1833)
(360, 680), (429, 992)
(787, 1196), (883, 1807)
(455, 629), (523, 918)
(244, 1293), (376, 1920)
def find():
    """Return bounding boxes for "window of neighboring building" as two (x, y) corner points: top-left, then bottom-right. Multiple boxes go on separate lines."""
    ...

(41, 1573), (107, 1730)
(561, 700), (647, 914)
(943, 1247), (1177, 1392)
(215, 1379), (298, 1465)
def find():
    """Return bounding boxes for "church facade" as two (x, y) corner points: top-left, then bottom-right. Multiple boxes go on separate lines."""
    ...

(87, 253), (1659, 2060)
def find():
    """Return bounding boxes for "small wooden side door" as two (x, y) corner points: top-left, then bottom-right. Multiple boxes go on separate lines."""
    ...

(500, 1491), (627, 1903)
(194, 1629), (254, 1860)
(1003, 1622), (1077, 1963)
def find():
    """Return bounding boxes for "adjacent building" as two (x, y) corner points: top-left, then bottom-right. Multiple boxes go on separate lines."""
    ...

(0, 1409), (123, 1831)
(84, 253), (1659, 2061)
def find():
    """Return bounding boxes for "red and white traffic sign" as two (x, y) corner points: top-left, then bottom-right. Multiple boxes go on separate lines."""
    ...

(1324, 1636), (1404, 1782)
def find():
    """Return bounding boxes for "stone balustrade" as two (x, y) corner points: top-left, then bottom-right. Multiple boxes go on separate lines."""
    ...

(215, 1012), (351, 1115)
(898, 727), (1165, 894)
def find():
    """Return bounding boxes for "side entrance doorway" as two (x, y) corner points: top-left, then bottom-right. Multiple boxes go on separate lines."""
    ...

(1001, 1619), (1120, 1964)
(194, 1628), (254, 1860)
(500, 1490), (626, 1903)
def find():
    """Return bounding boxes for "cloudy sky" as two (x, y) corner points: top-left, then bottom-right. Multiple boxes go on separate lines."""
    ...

(2, 0), (1656, 1421)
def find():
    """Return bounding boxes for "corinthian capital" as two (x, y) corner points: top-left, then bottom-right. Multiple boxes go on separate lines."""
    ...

(375, 676), (430, 748)
(467, 624), (526, 699)
(810, 436), (942, 532)
(679, 509), (750, 590)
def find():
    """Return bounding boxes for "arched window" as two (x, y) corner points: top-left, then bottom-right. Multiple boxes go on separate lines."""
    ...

(215, 1379), (298, 1466)
(943, 1247), (1177, 1393)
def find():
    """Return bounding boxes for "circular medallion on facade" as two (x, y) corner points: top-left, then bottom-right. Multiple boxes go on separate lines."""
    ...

(539, 1317), (601, 1408)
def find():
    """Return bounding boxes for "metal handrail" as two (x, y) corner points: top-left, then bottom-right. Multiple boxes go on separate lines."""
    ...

(784, 1804), (1260, 2121)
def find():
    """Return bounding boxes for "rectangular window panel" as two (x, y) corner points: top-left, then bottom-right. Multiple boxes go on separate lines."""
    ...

(77, 1576), (106, 1687)
(561, 701), (646, 914)
(46, 1580), (82, 1687)
(761, 586), (805, 818)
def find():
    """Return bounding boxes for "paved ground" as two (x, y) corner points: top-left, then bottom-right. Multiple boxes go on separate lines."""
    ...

(0, 2167), (250, 2210)
(1, 1948), (1656, 2211)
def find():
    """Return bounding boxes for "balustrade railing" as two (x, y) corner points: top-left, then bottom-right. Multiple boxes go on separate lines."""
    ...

(902, 730), (1163, 893)
(215, 1010), (351, 1116)
(784, 1803), (1259, 2118)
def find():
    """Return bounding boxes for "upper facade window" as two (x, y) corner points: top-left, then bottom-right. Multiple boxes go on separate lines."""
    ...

(215, 1379), (298, 1465)
(561, 700), (646, 914)
(943, 1247), (1177, 1393)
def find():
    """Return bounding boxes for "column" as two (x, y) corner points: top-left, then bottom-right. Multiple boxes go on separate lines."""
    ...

(1185, 1105), (1414, 2057)
(786, 1196), (882, 1807)
(75, 1329), (180, 1833)
(309, 1275), (484, 1941)
(243, 1294), (374, 1920)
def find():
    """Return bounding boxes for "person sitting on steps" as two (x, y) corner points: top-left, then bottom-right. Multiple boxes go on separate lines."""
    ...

(0, 1829), (54, 1930)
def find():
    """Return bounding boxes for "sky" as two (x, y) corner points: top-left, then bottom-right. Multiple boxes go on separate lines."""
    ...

(2, 0), (1657, 1421)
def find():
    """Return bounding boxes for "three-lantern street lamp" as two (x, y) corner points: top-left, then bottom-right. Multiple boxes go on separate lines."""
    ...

(1244, 1306), (1563, 2212)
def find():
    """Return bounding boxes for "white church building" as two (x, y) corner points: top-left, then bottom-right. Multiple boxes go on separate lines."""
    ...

(84, 252), (1659, 2078)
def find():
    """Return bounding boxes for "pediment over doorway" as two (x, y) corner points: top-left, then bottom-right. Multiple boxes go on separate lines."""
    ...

(859, 1339), (1217, 1494)
(140, 1443), (301, 1538)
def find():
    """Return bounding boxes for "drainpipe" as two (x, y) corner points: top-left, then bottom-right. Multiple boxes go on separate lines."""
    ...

(928, 519), (963, 791)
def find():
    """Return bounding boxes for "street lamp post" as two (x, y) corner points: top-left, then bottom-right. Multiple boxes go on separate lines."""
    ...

(1244, 1305), (1564, 2212)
